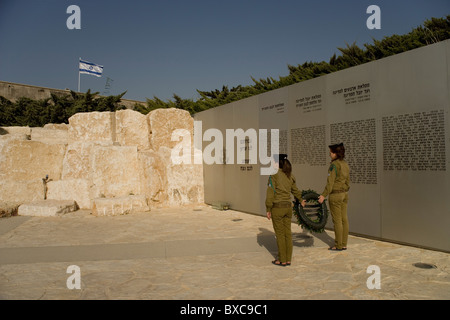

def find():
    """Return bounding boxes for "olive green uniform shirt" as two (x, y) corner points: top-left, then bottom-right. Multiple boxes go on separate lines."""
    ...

(265, 169), (303, 212)
(321, 159), (350, 197)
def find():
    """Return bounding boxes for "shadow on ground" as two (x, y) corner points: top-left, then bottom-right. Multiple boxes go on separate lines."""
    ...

(256, 227), (335, 258)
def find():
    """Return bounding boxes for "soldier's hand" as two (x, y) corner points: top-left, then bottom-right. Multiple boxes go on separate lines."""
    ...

(318, 195), (325, 204)
(266, 212), (271, 220)
(301, 200), (306, 207)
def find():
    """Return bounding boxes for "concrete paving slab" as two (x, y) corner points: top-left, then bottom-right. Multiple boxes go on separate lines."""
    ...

(0, 242), (166, 265)
(0, 216), (30, 236)
(0, 206), (448, 301)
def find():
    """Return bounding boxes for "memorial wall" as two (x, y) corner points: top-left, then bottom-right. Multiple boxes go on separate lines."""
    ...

(194, 40), (450, 252)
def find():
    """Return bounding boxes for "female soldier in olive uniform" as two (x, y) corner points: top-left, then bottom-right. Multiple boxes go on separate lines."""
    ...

(265, 154), (305, 266)
(318, 143), (350, 251)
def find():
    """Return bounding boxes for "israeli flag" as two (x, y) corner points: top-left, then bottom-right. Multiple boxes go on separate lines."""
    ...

(79, 59), (103, 77)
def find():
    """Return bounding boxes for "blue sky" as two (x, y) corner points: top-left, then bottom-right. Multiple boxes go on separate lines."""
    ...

(0, 0), (448, 102)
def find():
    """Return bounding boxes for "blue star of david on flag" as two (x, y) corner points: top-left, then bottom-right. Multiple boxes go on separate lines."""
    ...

(79, 59), (103, 77)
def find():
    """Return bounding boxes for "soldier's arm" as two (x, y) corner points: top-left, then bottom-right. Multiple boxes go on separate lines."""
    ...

(265, 176), (275, 212)
(290, 176), (303, 202)
(321, 164), (337, 197)
(345, 164), (350, 191)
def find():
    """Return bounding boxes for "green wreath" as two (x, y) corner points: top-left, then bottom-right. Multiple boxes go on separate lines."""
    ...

(293, 189), (328, 233)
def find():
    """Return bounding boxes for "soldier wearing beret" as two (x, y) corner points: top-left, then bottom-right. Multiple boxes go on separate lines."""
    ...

(265, 154), (305, 266)
(318, 143), (350, 251)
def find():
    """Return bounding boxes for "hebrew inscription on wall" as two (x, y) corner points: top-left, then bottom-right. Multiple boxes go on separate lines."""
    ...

(382, 110), (446, 171)
(330, 119), (377, 184)
(291, 125), (326, 166)
(261, 102), (285, 114)
(295, 94), (323, 113)
(263, 129), (288, 163)
(332, 82), (371, 105)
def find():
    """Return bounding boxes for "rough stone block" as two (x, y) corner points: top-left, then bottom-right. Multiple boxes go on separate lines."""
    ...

(18, 200), (78, 217)
(1, 127), (31, 164)
(0, 108), (204, 211)
(43, 123), (68, 130)
(89, 145), (141, 199)
(68, 111), (115, 143)
(31, 127), (68, 145)
(0, 179), (44, 203)
(47, 179), (90, 209)
(138, 150), (167, 204)
(0, 140), (66, 181)
(0, 126), (31, 138)
(147, 108), (193, 151)
(0, 202), (20, 218)
(61, 141), (112, 180)
(115, 109), (151, 150)
(158, 147), (204, 206)
(91, 195), (150, 216)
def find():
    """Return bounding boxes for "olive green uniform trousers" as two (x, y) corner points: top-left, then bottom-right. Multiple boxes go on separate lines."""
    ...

(321, 159), (350, 250)
(328, 192), (349, 249)
(271, 206), (293, 263)
(266, 169), (303, 264)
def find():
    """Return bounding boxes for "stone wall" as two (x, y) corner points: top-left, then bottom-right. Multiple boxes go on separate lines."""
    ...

(0, 108), (204, 215)
(0, 81), (144, 109)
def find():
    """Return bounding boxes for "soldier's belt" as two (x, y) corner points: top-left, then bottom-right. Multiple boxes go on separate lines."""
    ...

(330, 189), (347, 194)
(272, 201), (292, 208)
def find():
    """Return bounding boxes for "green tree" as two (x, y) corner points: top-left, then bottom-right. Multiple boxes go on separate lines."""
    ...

(0, 90), (129, 127)
(0, 96), (15, 126)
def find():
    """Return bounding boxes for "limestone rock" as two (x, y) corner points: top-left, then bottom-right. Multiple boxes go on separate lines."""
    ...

(0, 140), (66, 181)
(0, 179), (44, 203)
(68, 111), (115, 143)
(0, 126), (31, 139)
(0, 202), (21, 218)
(31, 127), (68, 145)
(43, 123), (68, 130)
(147, 108), (193, 151)
(138, 150), (167, 205)
(0, 108), (205, 212)
(18, 200), (78, 217)
(61, 141), (112, 180)
(0, 127), (31, 148)
(89, 145), (141, 199)
(159, 147), (204, 206)
(91, 195), (150, 216)
(115, 109), (151, 150)
(47, 179), (90, 209)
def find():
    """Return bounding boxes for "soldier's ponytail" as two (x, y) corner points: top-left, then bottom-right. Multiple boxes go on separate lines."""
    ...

(329, 143), (345, 160)
(280, 157), (292, 179)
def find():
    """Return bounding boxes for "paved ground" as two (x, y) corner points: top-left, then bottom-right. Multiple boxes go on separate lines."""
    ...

(0, 205), (449, 300)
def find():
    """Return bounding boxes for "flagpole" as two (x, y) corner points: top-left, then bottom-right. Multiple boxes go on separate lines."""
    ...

(78, 57), (81, 92)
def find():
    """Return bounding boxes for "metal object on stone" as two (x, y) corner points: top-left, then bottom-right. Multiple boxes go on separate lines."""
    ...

(413, 263), (437, 269)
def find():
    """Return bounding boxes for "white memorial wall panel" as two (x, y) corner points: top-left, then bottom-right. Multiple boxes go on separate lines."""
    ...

(194, 40), (450, 251)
